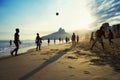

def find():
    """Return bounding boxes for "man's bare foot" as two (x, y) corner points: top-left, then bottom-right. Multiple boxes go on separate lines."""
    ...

(15, 54), (18, 56)
(10, 51), (13, 56)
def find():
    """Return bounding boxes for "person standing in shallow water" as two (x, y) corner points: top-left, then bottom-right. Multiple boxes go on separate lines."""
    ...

(11, 28), (21, 56)
(9, 40), (12, 46)
(35, 33), (42, 51)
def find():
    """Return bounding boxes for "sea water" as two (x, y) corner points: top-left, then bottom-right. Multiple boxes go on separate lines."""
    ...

(0, 40), (62, 58)
(0, 40), (35, 58)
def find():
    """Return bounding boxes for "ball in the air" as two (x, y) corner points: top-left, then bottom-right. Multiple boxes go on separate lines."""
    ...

(56, 12), (59, 16)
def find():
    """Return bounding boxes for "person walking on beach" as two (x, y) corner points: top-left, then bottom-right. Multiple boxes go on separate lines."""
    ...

(65, 37), (68, 43)
(48, 38), (50, 45)
(72, 33), (76, 46)
(35, 33), (42, 51)
(77, 35), (79, 43)
(90, 26), (105, 50)
(90, 32), (94, 45)
(108, 29), (114, 45)
(11, 28), (21, 56)
(59, 37), (61, 43)
(54, 38), (56, 44)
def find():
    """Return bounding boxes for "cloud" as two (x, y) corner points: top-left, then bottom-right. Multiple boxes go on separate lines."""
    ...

(1, 0), (120, 40)
(89, 0), (120, 26)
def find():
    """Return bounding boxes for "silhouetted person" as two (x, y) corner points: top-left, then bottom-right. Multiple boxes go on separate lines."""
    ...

(77, 35), (79, 43)
(65, 37), (68, 43)
(9, 40), (12, 46)
(108, 29), (114, 45)
(48, 38), (50, 45)
(54, 38), (56, 44)
(11, 28), (21, 56)
(90, 26), (105, 50)
(35, 33), (42, 51)
(90, 32), (94, 45)
(59, 37), (61, 43)
(67, 37), (70, 42)
(72, 33), (76, 46)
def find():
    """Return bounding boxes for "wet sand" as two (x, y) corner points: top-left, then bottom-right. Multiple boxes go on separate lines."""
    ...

(0, 39), (120, 80)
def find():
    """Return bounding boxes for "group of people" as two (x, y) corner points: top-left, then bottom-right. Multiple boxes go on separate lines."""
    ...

(47, 37), (70, 45)
(10, 28), (79, 56)
(71, 33), (79, 46)
(10, 24), (114, 56)
(46, 34), (79, 46)
(10, 28), (42, 56)
(90, 23), (114, 50)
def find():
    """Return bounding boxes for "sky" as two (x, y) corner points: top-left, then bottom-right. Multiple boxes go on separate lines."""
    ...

(0, 0), (120, 40)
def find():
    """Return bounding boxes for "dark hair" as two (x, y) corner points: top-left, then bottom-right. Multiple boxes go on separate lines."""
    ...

(16, 28), (19, 32)
(37, 33), (39, 35)
(100, 26), (104, 30)
(109, 29), (112, 32)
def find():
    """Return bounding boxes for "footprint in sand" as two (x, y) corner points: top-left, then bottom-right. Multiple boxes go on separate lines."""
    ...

(42, 58), (49, 60)
(74, 51), (81, 54)
(57, 61), (64, 64)
(83, 71), (90, 74)
(70, 75), (75, 77)
(92, 77), (109, 80)
(80, 61), (89, 64)
(31, 54), (37, 55)
(68, 66), (75, 69)
(66, 56), (78, 59)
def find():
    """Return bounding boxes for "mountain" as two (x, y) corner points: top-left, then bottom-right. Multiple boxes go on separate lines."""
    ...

(42, 28), (71, 40)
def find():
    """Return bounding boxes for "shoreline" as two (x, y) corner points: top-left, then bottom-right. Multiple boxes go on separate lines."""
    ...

(0, 46), (35, 59)
(0, 40), (63, 59)
(0, 43), (64, 60)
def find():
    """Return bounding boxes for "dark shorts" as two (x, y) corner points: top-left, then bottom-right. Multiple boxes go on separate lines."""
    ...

(36, 42), (41, 46)
(94, 37), (103, 43)
(14, 40), (19, 48)
(90, 38), (94, 42)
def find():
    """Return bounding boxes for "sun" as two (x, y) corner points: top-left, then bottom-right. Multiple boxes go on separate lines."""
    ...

(52, 0), (96, 31)
(57, 10), (95, 31)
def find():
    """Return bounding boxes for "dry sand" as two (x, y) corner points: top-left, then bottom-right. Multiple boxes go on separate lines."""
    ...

(0, 39), (120, 80)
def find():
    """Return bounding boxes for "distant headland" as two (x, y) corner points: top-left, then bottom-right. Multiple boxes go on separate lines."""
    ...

(41, 28), (71, 40)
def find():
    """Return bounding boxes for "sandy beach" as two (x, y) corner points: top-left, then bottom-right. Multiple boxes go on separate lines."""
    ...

(0, 39), (120, 80)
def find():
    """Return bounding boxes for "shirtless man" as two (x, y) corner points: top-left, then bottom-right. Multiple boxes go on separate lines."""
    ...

(90, 26), (105, 50)
(11, 28), (21, 56)
(35, 33), (42, 51)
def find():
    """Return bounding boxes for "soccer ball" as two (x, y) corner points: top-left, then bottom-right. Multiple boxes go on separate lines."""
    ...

(56, 12), (59, 16)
